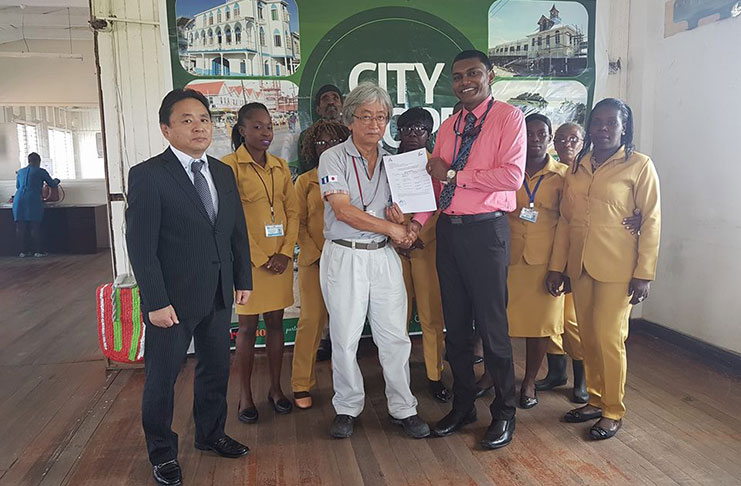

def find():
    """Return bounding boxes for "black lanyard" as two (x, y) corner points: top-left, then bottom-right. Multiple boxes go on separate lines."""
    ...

(251, 164), (276, 222)
(523, 175), (544, 209)
(452, 99), (494, 163)
(351, 156), (382, 211)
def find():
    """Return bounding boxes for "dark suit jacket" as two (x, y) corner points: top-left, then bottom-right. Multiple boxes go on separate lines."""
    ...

(126, 147), (252, 319)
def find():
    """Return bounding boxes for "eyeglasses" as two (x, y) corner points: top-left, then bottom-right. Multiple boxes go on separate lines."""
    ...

(352, 114), (388, 125)
(555, 136), (583, 145)
(314, 139), (343, 147)
(398, 126), (428, 136)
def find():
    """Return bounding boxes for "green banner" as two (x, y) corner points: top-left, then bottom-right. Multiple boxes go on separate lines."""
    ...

(167, 0), (596, 164)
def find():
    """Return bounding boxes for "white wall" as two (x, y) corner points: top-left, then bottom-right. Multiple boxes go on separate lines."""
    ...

(91, 0), (172, 275)
(0, 40), (98, 106)
(626, 1), (741, 354)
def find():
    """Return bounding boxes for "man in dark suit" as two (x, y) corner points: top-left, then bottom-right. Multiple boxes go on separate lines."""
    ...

(126, 89), (253, 486)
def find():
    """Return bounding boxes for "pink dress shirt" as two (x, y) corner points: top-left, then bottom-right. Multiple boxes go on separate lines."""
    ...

(415, 96), (526, 225)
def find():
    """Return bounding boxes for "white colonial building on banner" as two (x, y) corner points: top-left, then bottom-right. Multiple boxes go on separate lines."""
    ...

(489, 4), (586, 76)
(180, 0), (299, 77)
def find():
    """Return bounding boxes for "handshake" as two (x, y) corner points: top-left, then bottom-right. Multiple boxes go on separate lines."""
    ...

(385, 203), (423, 250)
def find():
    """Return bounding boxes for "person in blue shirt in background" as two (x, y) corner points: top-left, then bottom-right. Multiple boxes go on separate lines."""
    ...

(13, 152), (60, 257)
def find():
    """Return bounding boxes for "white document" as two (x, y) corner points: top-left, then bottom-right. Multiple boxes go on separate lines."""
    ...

(383, 148), (438, 213)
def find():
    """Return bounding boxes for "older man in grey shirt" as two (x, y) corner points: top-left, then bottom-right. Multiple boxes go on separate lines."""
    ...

(317, 83), (430, 440)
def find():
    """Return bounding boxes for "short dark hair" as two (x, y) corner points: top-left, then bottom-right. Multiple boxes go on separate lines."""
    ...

(158, 88), (211, 126)
(397, 107), (433, 133)
(28, 152), (41, 165)
(525, 113), (553, 135)
(453, 50), (492, 71)
(314, 84), (343, 107)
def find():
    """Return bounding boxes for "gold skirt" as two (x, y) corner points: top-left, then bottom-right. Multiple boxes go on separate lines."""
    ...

(235, 263), (294, 315)
(507, 262), (564, 338)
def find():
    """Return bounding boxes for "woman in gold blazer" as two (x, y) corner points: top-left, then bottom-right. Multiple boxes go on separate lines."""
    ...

(507, 114), (569, 409)
(291, 120), (350, 409)
(547, 99), (661, 440)
(222, 103), (299, 423)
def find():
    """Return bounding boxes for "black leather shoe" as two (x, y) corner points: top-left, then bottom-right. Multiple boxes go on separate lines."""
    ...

(389, 414), (431, 439)
(194, 435), (249, 458)
(330, 414), (355, 438)
(519, 392), (538, 409)
(429, 380), (452, 403)
(480, 418), (515, 450)
(590, 419), (622, 440)
(316, 338), (332, 361)
(563, 405), (602, 423)
(431, 407), (477, 437)
(268, 395), (293, 414)
(152, 459), (182, 486)
(535, 354), (568, 391)
(238, 405), (258, 424)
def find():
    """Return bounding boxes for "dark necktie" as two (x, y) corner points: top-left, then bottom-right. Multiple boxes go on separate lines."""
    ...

(439, 112), (477, 211)
(190, 159), (216, 224)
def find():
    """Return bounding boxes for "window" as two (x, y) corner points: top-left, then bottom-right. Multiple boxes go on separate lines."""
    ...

(546, 34), (550, 46)
(217, 28), (222, 45)
(260, 27), (265, 46)
(264, 61), (270, 75)
(537, 36), (542, 46)
(48, 128), (75, 180)
(274, 29), (281, 47)
(235, 24), (242, 43)
(78, 131), (105, 179)
(240, 60), (246, 73)
(208, 28), (214, 44)
(234, 3), (240, 17)
(555, 30), (561, 44)
(532, 38), (536, 47)
(524, 44), (528, 52)
(225, 6), (231, 21)
(271, 5), (279, 21)
(258, 4), (263, 19)
(225, 27), (232, 44)
(17, 123), (39, 168)
(217, 10), (222, 23)
(209, 13), (213, 25)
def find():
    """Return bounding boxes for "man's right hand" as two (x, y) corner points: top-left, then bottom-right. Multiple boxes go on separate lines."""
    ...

(148, 305), (179, 328)
(389, 223), (414, 248)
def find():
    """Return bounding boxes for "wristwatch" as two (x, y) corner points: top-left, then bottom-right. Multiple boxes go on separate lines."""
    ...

(446, 169), (457, 184)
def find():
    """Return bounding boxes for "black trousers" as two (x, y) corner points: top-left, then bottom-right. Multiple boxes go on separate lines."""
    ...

(436, 213), (516, 420)
(142, 291), (231, 465)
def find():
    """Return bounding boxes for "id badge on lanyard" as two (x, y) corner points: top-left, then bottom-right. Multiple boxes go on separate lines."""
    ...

(519, 175), (544, 223)
(265, 223), (284, 237)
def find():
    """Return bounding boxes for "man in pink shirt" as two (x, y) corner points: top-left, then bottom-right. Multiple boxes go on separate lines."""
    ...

(414, 50), (525, 450)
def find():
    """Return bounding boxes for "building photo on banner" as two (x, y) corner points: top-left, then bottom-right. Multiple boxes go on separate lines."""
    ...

(488, 1), (591, 126)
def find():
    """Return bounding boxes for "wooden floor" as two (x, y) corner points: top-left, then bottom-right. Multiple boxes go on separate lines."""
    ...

(1, 254), (740, 486)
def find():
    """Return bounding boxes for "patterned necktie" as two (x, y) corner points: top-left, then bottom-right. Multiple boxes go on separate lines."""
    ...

(439, 112), (477, 211)
(191, 159), (216, 224)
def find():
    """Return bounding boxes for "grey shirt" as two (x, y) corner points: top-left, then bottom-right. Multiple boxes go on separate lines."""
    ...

(317, 136), (392, 241)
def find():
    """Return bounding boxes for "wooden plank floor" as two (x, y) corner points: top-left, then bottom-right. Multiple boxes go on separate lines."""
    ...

(1, 254), (740, 486)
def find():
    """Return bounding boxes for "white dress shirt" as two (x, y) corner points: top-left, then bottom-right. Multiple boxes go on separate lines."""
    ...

(170, 145), (219, 215)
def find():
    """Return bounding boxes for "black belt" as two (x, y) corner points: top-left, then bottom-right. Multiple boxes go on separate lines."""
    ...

(332, 238), (388, 250)
(440, 211), (505, 225)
